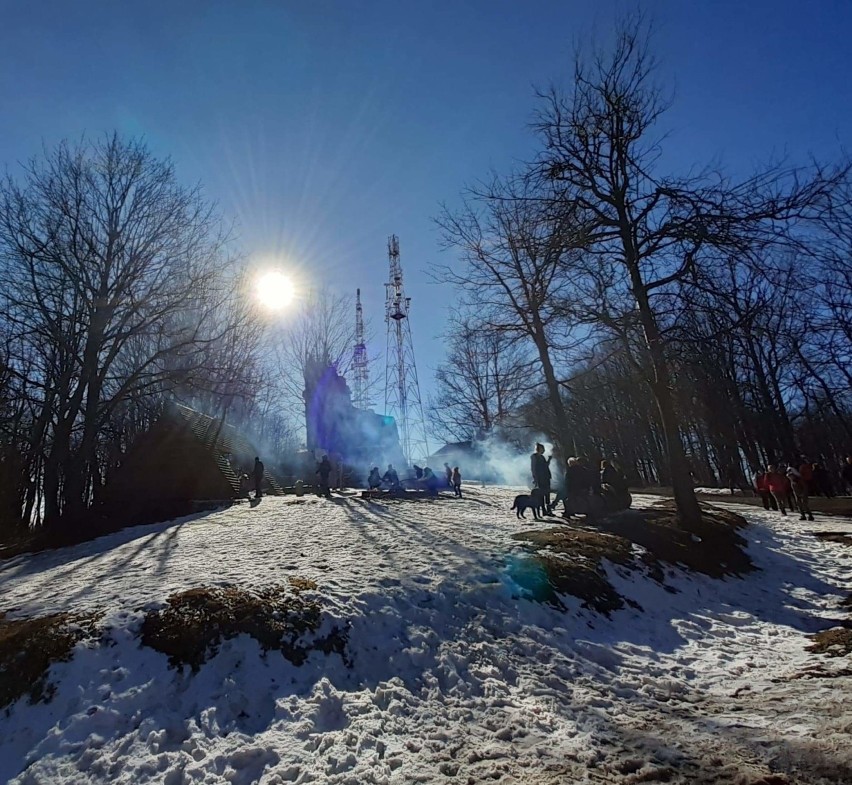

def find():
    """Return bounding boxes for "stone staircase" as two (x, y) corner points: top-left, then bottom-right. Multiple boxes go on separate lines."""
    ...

(173, 404), (285, 496)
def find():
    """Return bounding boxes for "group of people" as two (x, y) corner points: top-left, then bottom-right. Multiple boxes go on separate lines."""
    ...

(530, 443), (627, 517)
(366, 462), (463, 496)
(752, 459), (835, 520)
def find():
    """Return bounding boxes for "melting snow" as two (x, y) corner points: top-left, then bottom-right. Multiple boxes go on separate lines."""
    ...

(1, 488), (850, 784)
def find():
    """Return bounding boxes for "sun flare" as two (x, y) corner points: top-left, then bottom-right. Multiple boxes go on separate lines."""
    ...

(255, 271), (295, 310)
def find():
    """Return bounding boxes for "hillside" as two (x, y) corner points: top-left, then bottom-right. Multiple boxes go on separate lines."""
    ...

(1, 488), (850, 784)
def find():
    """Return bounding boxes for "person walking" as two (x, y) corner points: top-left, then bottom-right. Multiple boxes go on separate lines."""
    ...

(798, 458), (815, 495)
(253, 457), (264, 499)
(530, 443), (553, 514)
(765, 465), (788, 515)
(316, 455), (332, 498)
(752, 468), (776, 511)
(452, 467), (462, 497)
(787, 466), (814, 521)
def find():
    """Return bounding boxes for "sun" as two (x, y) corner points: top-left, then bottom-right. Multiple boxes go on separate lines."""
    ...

(255, 271), (295, 310)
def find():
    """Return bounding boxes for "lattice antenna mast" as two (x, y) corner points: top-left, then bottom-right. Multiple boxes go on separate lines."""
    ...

(352, 288), (369, 410)
(384, 235), (429, 465)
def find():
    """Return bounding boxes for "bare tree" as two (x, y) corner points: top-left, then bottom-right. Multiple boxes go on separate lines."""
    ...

(430, 315), (531, 443)
(532, 17), (848, 527)
(0, 134), (252, 530)
(436, 174), (585, 457)
(270, 289), (357, 438)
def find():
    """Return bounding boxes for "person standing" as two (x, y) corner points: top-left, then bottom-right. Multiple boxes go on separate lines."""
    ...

(812, 462), (835, 498)
(316, 455), (332, 498)
(444, 462), (453, 488)
(452, 467), (462, 497)
(383, 464), (401, 491)
(368, 466), (382, 491)
(530, 443), (553, 514)
(842, 456), (852, 495)
(332, 452), (345, 490)
(253, 457), (265, 499)
(600, 459), (618, 487)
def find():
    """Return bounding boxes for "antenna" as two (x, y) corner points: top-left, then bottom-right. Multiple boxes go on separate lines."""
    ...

(383, 235), (430, 465)
(352, 288), (369, 410)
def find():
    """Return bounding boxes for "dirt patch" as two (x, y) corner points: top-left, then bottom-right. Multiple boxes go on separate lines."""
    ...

(511, 529), (632, 613)
(140, 581), (348, 671)
(808, 627), (852, 657)
(597, 500), (752, 578)
(512, 501), (751, 613)
(0, 611), (100, 710)
(812, 532), (852, 547)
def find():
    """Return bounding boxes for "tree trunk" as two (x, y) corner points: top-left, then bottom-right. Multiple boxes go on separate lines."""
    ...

(626, 256), (702, 528)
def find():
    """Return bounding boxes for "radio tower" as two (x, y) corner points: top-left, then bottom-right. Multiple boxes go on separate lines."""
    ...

(352, 288), (369, 410)
(384, 235), (430, 465)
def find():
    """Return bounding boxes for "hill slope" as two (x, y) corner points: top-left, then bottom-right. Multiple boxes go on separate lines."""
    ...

(1, 488), (850, 784)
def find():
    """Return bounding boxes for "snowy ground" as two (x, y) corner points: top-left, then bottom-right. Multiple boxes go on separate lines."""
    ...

(1, 487), (851, 784)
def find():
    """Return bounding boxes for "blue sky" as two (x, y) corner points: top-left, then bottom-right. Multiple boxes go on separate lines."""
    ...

(2, 0), (851, 409)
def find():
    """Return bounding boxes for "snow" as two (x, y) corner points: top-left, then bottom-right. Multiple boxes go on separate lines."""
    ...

(1, 488), (851, 784)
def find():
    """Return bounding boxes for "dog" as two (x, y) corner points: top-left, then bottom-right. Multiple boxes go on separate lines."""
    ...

(511, 488), (548, 520)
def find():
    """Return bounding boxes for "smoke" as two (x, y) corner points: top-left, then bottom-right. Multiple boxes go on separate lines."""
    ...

(450, 433), (556, 488)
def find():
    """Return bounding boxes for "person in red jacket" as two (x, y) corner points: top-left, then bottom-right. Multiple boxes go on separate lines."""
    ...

(765, 465), (788, 516)
(752, 469), (776, 510)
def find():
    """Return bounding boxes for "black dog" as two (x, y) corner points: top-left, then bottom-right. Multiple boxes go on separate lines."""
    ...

(511, 488), (548, 520)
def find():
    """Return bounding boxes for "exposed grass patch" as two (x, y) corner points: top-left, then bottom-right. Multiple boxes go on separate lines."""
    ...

(0, 611), (100, 711)
(598, 500), (752, 578)
(140, 582), (348, 671)
(512, 502), (751, 612)
(511, 529), (632, 613)
(812, 532), (852, 548)
(808, 627), (852, 657)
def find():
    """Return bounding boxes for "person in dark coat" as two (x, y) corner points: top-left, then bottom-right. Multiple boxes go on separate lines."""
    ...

(812, 462), (835, 498)
(842, 456), (852, 495)
(600, 460), (618, 487)
(563, 456), (599, 516)
(423, 466), (440, 495)
(253, 457), (264, 499)
(530, 443), (553, 514)
(452, 467), (462, 497)
(383, 464), (401, 490)
(368, 466), (382, 490)
(444, 463), (453, 488)
(317, 455), (332, 498)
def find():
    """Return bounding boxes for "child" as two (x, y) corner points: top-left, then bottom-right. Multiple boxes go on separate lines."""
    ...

(452, 467), (462, 497)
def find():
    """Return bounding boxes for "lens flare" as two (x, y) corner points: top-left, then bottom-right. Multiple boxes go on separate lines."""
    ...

(255, 271), (295, 310)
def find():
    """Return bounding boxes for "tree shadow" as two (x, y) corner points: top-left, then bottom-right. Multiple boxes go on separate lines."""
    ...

(0, 508), (220, 596)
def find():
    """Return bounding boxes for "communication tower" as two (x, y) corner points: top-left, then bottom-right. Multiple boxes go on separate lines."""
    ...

(352, 288), (369, 410)
(383, 235), (430, 465)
